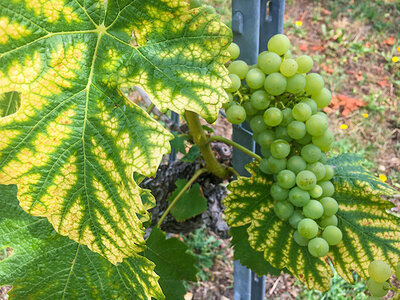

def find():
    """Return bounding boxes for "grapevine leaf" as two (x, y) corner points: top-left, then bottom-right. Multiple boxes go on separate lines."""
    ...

(181, 145), (201, 162)
(230, 225), (282, 276)
(0, 91), (20, 117)
(168, 179), (208, 222)
(0, 0), (230, 263)
(0, 184), (164, 300)
(144, 227), (198, 300)
(224, 154), (400, 291)
(170, 132), (187, 154)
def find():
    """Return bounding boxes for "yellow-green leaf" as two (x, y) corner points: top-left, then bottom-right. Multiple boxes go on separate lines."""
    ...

(0, 91), (20, 117)
(224, 154), (400, 291)
(0, 0), (230, 264)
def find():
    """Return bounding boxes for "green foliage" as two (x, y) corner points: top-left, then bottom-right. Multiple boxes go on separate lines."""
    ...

(168, 179), (208, 222)
(0, 184), (163, 300)
(0, 0), (231, 263)
(170, 132), (188, 154)
(182, 226), (225, 282)
(0, 91), (20, 117)
(182, 145), (201, 162)
(144, 227), (197, 300)
(224, 154), (400, 291)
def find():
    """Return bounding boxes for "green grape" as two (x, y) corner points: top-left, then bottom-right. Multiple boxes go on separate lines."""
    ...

(289, 210), (304, 229)
(296, 55), (313, 73)
(273, 200), (294, 220)
(264, 107), (283, 127)
(261, 146), (271, 158)
(251, 90), (270, 110)
(301, 98), (318, 114)
(281, 108), (294, 126)
(294, 230), (309, 246)
(296, 170), (317, 190)
(319, 181), (335, 197)
(303, 200), (324, 219)
(322, 225), (342, 245)
(305, 73), (324, 96)
(322, 165), (335, 181)
(243, 101), (258, 116)
(308, 237), (329, 257)
(296, 133), (312, 145)
(280, 59), (298, 77)
(257, 51), (281, 74)
(275, 126), (292, 142)
(222, 93), (234, 109)
(319, 152), (328, 164)
(227, 42), (240, 60)
(226, 104), (246, 124)
(309, 185), (323, 198)
(320, 197), (338, 217)
(306, 162), (326, 181)
(277, 169), (296, 189)
(267, 34), (291, 56)
(203, 5), (216, 14)
(264, 72), (287, 95)
(287, 121), (306, 140)
(250, 115), (267, 133)
(225, 73), (241, 93)
(367, 279), (389, 297)
(270, 183), (289, 201)
(270, 139), (291, 158)
(319, 215), (338, 228)
(267, 156), (287, 174)
(257, 130), (276, 148)
(305, 114), (329, 137)
(286, 74), (306, 94)
(368, 260), (392, 283)
(312, 129), (333, 152)
(246, 68), (265, 89)
(259, 158), (272, 174)
(301, 144), (322, 163)
(228, 60), (248, 79)
(395, 262), (400, 280)
(312, 88), (332, 109)
(289, 186), (310, 207)
(298, 218), (319, 239)
(292, 102), (312, 122)
(287, 155), (307, 174)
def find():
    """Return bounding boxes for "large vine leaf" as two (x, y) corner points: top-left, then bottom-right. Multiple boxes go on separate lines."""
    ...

(224, 154), (400, 291)
(0, 0), (231, 263)
(144, 227), (198, 300)
(0, 184), (164, 300)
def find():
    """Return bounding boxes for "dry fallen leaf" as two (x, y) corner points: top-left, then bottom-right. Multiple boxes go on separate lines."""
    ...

(325, 94), (367, 116)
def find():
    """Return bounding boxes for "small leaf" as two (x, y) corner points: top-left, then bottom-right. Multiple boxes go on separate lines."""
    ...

(0, 91), (20, 117)
(224, 154), (400, 291)
(170, 132), (188, 154)
(169, 179), (208, 222)
(0, 184), (164, 300)
(230, 225), (282, 276)
(144, 227), (198, 300)
(182, 145), (201, 162)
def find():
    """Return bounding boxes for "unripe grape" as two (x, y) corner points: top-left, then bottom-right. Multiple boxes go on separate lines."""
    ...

(289, 210), (304, 229)
(296, 55), (313, 73)
(256, 130), (276, 148)
(280, 59), (298, 77)
(322, 165), (335, 181)
(287, 121), (306, 140)
(264, 73), (287, 95)
(303, 200), (324, 219)
(250, 115), (267, 134)
(320, 197), (338, 217)
(277, 169), (296, 189)
(227, 42), (240, 60)
(270, 139), (291, 159)
(286, 74), (306, 94)
(289, 186), (310, 207)
(309, 185), (323, 198)
(268, 34), (291, 56)
(368, 260), (391, 283)
(301, 98), (318, 114)
(322, 225), (342, 245)
(273, 200), (294, 220)
(294, 230), (309, 246)
(296, 170), (317, 190)
(305, 73), (324, 96)
(312, 88), (332, 108)
(264, 107), (283, 127)
(226, 104), (246, 124)
(281, 108), (294, 126)
(246, 68), (265, 89)
(251, 90), (270, 110)
(319, 215), (338, 228)
(226, 73), (241, 93)
(308, 237), (329, 257)
(275, 126), (292, 142)
(306, 114), (329, 136)
(257, 51), (281, 74)
(292, 102), (312, 122)
(243, 101), (258, 116)
(287, 156), (307, 174)
(298, 218), (319, 239)
(270, 183), (289, 201)
(395, 262), (400, 280)
(267, 156), (287, 174)
(367, 279), (389, 297)
(228, 60), (248, 79)
(301, 144), (322, 163)
(319, 181), (335, 197)
(259, 158), (272, 174)
(306, 162), (326, 181)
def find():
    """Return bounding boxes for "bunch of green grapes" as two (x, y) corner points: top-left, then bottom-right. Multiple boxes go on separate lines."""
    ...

(224, 34), (341, 258)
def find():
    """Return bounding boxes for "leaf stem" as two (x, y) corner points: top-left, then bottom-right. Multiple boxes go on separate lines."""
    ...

(227, 167), (240, 177)
(207, 135), (261, 161)
(146, 103), (155, 114)
(157, 168), (207, 227)
(184, 111), (230, 178)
